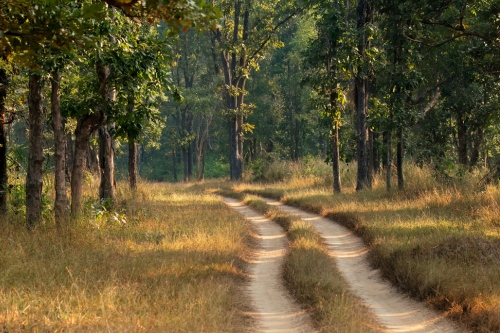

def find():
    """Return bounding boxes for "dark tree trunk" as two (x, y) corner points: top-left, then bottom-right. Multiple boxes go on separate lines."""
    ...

(128, 136), (137, 191)
(456, 112), (468, 166)
(98, 126), (115, 202)
(65, 133), (73, 183)
(386, 129), (392, 191)
(367, 129), (375, 187)
(397, 127), (404, 190)
(355, 0), (370, 191)
(50, 71), (69, 226)
(188, 141), (193, 179)
(26, 73), (45, 229)
(182, 147), (189, 182)
(172, 149), (178, 182)
(0, 67), (7, 214)
(86, 132), (99, 173)
(469, 127), (483, 169)
(71, 114), (104, 217)
(332, 121), (341, 193)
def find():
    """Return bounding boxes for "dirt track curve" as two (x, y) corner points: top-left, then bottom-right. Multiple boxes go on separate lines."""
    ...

(223, 197), (316, 333)
(262, 198), (469, 333)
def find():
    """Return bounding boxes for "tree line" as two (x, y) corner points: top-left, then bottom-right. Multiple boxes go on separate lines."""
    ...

(1, 0), (499, 229)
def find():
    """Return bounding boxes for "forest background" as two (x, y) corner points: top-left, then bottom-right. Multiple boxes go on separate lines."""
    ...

(0, 0), (499, 226)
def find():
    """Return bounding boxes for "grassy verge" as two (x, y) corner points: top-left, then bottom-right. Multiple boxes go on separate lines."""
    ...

(0, 181), (253, 332)
(239, 194), (383, 333)
(233, 164), (500, 332)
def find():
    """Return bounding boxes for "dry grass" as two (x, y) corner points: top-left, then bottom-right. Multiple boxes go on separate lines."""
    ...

(240, 195), (384, 333)
(0, 180), (253, 332)
(234, 162), (500, 332)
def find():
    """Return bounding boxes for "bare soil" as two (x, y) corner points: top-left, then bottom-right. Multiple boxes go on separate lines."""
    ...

(263, 198), (469, 333)
(223, 197), (316, 333)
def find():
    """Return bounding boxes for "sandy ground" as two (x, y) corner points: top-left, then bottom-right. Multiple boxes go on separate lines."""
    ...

(263, 198), (469, 333)
(222, 197), (316, 333)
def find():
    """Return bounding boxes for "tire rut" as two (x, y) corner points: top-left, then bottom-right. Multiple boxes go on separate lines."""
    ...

(222, 197), (316, 333)
(263, 197), (469, 333)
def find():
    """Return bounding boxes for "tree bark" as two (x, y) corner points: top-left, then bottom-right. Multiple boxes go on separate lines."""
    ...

(397, 127), (404, 190)
(128, 137), (137, 190)
(26, 73), (45, 229)
(182, 147), (189, 182)
(98, 126), (115, 202)
(386, 129), (392, 191)
(355, 0), (370, 191)
(71, 114), (104, 217)
(172, 149), (178, 182)
(50, 71), (69, 226)
(0, 67), (7, 214)
(332, 121), (341, 193)
(65, 132), (73, 183)
(456, 111), (468, 166)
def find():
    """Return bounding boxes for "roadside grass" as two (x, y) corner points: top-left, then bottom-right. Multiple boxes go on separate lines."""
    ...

(0, 181), (253, 332)
(234, 162), (500, 332)
(240, 194), (384, 333)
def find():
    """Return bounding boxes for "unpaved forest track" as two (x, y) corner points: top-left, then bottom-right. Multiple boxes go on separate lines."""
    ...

(222, 197), (316, 333)
(262, 198), (468, 333)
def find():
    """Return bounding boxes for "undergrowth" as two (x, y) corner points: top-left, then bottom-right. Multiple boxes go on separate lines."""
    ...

(0, 181), (253, 332)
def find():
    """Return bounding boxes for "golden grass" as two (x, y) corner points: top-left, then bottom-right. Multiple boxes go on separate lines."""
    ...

(0, 181), (253, 332)
(241, 195), (384, 333)
(234, 162), (500, 332)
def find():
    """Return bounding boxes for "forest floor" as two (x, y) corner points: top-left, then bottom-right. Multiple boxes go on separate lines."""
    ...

(223, 194), (468, 333)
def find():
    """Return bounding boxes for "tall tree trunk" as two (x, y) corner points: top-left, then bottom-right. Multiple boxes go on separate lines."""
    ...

(355, 0), (370, 191)
(128, 136), (137, 190)
(367, 129), (375, 187)
(182, 147), (189, 182)
(469, 127), (483, 169)
(386, 129), (392, 191)
(0, 67), (7, 214)
(172, 149), (178, 182)
(187, 141), (193, 179)
(456, 112), (468, 166)
(332, 121), (341, 193)
(26, 73), (45, 229)
(397, 127), (404, 190)
(98, 126), (115, 202)
(96, 58), (115, 203)
(50, 71), (69, 226)
(86, 133), (99, 173)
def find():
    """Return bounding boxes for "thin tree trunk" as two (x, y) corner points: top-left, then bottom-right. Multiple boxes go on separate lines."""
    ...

(50, 71), (69, 226)
(128, 136), (137, 190)
(332, 121), (341, 193)
(0, 67), (7, 214)
(182, 147), (189, 182)
(367, 129), (374, 187)
(172, 149), (178, 182)
(397, 127), (404, 190)
(26, 73), (45, 229)
(386, 129), (392, 191)
(456, 112), (468, 166)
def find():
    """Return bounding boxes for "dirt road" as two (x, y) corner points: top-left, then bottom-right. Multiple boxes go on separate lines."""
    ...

(223, 197), (316, 333)
(263, 198), (468, 333)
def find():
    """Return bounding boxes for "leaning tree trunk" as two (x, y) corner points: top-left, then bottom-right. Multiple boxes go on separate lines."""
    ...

(50, 71), (69, 226)
(0, 67), (7, 214)
(128, 136), (137, 191)
(26, 73), (45, 229)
